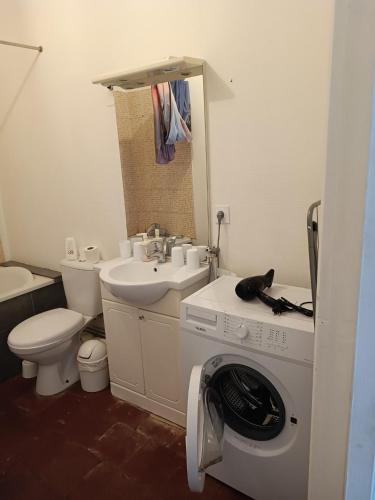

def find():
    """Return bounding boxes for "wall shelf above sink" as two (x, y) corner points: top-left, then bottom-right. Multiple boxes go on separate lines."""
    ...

(92, 56), (205, 90)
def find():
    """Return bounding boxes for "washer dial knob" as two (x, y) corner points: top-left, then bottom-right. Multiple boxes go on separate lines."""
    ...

(234, 324), (249, 340)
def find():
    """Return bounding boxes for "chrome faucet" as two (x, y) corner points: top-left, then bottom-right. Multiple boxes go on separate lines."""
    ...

(146, 223), (167, 238)
(145, 239), (167, 263)
(144, 236), (179, 263)
(165, 236), (177, 256)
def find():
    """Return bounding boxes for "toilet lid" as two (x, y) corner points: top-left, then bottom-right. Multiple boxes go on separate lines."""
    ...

(8, 308), (84, 349)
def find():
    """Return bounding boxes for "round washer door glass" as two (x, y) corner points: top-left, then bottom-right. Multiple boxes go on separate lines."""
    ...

(201, 386), (224, 469)
(210, 364), (286, 441)
(186, 365), (224, 493)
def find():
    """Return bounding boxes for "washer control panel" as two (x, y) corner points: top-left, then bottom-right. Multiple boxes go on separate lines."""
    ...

(181, 304), (314, 364)
(224, 314), (288, 353)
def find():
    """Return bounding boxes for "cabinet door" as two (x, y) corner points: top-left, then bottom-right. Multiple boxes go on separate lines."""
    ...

(140, 311), (183, 411)
(102, 300), (145, 394)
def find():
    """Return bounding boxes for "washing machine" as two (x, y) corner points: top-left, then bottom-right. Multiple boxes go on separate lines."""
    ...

(180, 276), (314, 500)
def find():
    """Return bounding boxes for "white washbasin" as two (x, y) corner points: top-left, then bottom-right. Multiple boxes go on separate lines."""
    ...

(99, 258), (209, 305)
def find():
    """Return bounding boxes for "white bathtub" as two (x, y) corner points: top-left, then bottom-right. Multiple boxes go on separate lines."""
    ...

(0, 266), (54, 303)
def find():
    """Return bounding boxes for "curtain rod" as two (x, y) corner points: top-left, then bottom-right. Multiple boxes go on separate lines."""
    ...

(0, 40), (43, 52)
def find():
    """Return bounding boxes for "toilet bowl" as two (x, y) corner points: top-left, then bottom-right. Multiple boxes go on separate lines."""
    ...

(8, 308), (87, 395)
(7, 259), (102, 396)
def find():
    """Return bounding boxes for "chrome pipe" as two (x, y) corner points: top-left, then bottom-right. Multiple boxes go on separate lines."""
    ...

(307, 200), (321, 323)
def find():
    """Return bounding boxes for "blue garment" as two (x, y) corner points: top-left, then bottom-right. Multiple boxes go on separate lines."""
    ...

(165, 87), (192, 145)
(171, 80), (191, 130)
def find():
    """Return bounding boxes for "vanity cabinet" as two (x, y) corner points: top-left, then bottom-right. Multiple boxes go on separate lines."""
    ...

(101, 276), (207, 426)
(102, 301), (145, 394)
(140, 311), (181, 408)
(102, 299), (185, 426)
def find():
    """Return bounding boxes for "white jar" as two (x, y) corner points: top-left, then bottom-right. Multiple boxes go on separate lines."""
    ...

(186, 248), (200, 271)
(119, 239), (132, 259)
(182, 243), (193, 262)
(133, 241), (146, 261)
(171, 246), (184, 267)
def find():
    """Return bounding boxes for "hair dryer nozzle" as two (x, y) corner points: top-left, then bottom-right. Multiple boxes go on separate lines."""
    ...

(264, 269), (274, 288)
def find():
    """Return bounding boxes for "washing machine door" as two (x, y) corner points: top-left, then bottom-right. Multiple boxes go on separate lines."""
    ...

(186, 365), (224, 492)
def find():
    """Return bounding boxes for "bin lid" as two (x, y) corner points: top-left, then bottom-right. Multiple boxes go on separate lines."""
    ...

(78, 339), (106, 362)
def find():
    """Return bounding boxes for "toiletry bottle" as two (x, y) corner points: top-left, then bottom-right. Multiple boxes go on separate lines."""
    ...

(65, 237), (78, 261)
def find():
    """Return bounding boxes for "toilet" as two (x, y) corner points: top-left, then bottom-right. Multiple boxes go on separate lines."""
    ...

(8, 259), (102, 396)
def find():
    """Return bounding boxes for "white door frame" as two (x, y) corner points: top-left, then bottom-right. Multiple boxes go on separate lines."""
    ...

(308, 1), (375, 499)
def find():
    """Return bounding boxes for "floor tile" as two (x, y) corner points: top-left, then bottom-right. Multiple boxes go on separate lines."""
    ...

(106, 399), (149, 430)
(0, 403), (38, 470)
(94, 421), (150, 465)
(12, 387), (61, 417)
(0, 376), (245, 500)
(124, 439), (185, 483)
(0, 463), (62, 500)
(136, 412), (185, 447)
(169, 432), (187, 458)
(19, 432), (101, 497)
(69, 461), (149, 500)
(0, 375), (34, 401)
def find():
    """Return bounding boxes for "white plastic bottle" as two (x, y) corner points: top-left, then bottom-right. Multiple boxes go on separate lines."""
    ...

(65, 237), (78, 261)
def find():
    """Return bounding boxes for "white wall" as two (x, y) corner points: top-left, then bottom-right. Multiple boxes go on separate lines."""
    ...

(0, 0), (333, 283)
(0, 2), (127, 268)
(308, 1), (375, 499)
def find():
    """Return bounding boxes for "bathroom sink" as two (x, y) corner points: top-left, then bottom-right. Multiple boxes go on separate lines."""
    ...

(99, 258), (209, 306)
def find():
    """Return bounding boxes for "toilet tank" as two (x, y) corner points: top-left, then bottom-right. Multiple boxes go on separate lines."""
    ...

(60, 259), (102, 317)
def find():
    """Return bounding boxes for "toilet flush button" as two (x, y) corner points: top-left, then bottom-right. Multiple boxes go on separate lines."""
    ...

(234, 324), (249, 340)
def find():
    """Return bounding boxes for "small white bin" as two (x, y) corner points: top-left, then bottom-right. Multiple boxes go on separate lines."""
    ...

(77, 339), (109, 392)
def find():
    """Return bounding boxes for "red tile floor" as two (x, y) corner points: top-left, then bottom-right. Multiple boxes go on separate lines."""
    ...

(0, 377), (247, 500)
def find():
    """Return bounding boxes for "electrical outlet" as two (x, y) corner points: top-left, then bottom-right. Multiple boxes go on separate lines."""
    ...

(215, 205), (230, 224)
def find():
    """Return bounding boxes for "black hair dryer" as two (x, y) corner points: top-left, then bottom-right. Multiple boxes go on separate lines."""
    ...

(235, 269), (275, 301)
(235, 269), (313, 317)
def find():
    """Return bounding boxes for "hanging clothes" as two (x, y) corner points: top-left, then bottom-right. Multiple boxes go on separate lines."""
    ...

(156, 82), (172, 133)
(151, 84), (175, 164)
(165, 87), (192, 145)
(170, 80), (191, 131)
(151, 80), (192, 165)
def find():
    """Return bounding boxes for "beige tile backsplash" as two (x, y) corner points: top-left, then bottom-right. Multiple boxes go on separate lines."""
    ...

(114, 88), (196, 239)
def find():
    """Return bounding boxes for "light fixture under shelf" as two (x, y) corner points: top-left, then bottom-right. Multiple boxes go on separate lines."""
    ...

(92, 56), (205, 90)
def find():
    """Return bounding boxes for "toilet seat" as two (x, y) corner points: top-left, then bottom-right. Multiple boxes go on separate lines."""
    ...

(8, 308), (84, 352)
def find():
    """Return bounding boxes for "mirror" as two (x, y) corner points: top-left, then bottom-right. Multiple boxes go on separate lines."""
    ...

(112, 75), (209, 246)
